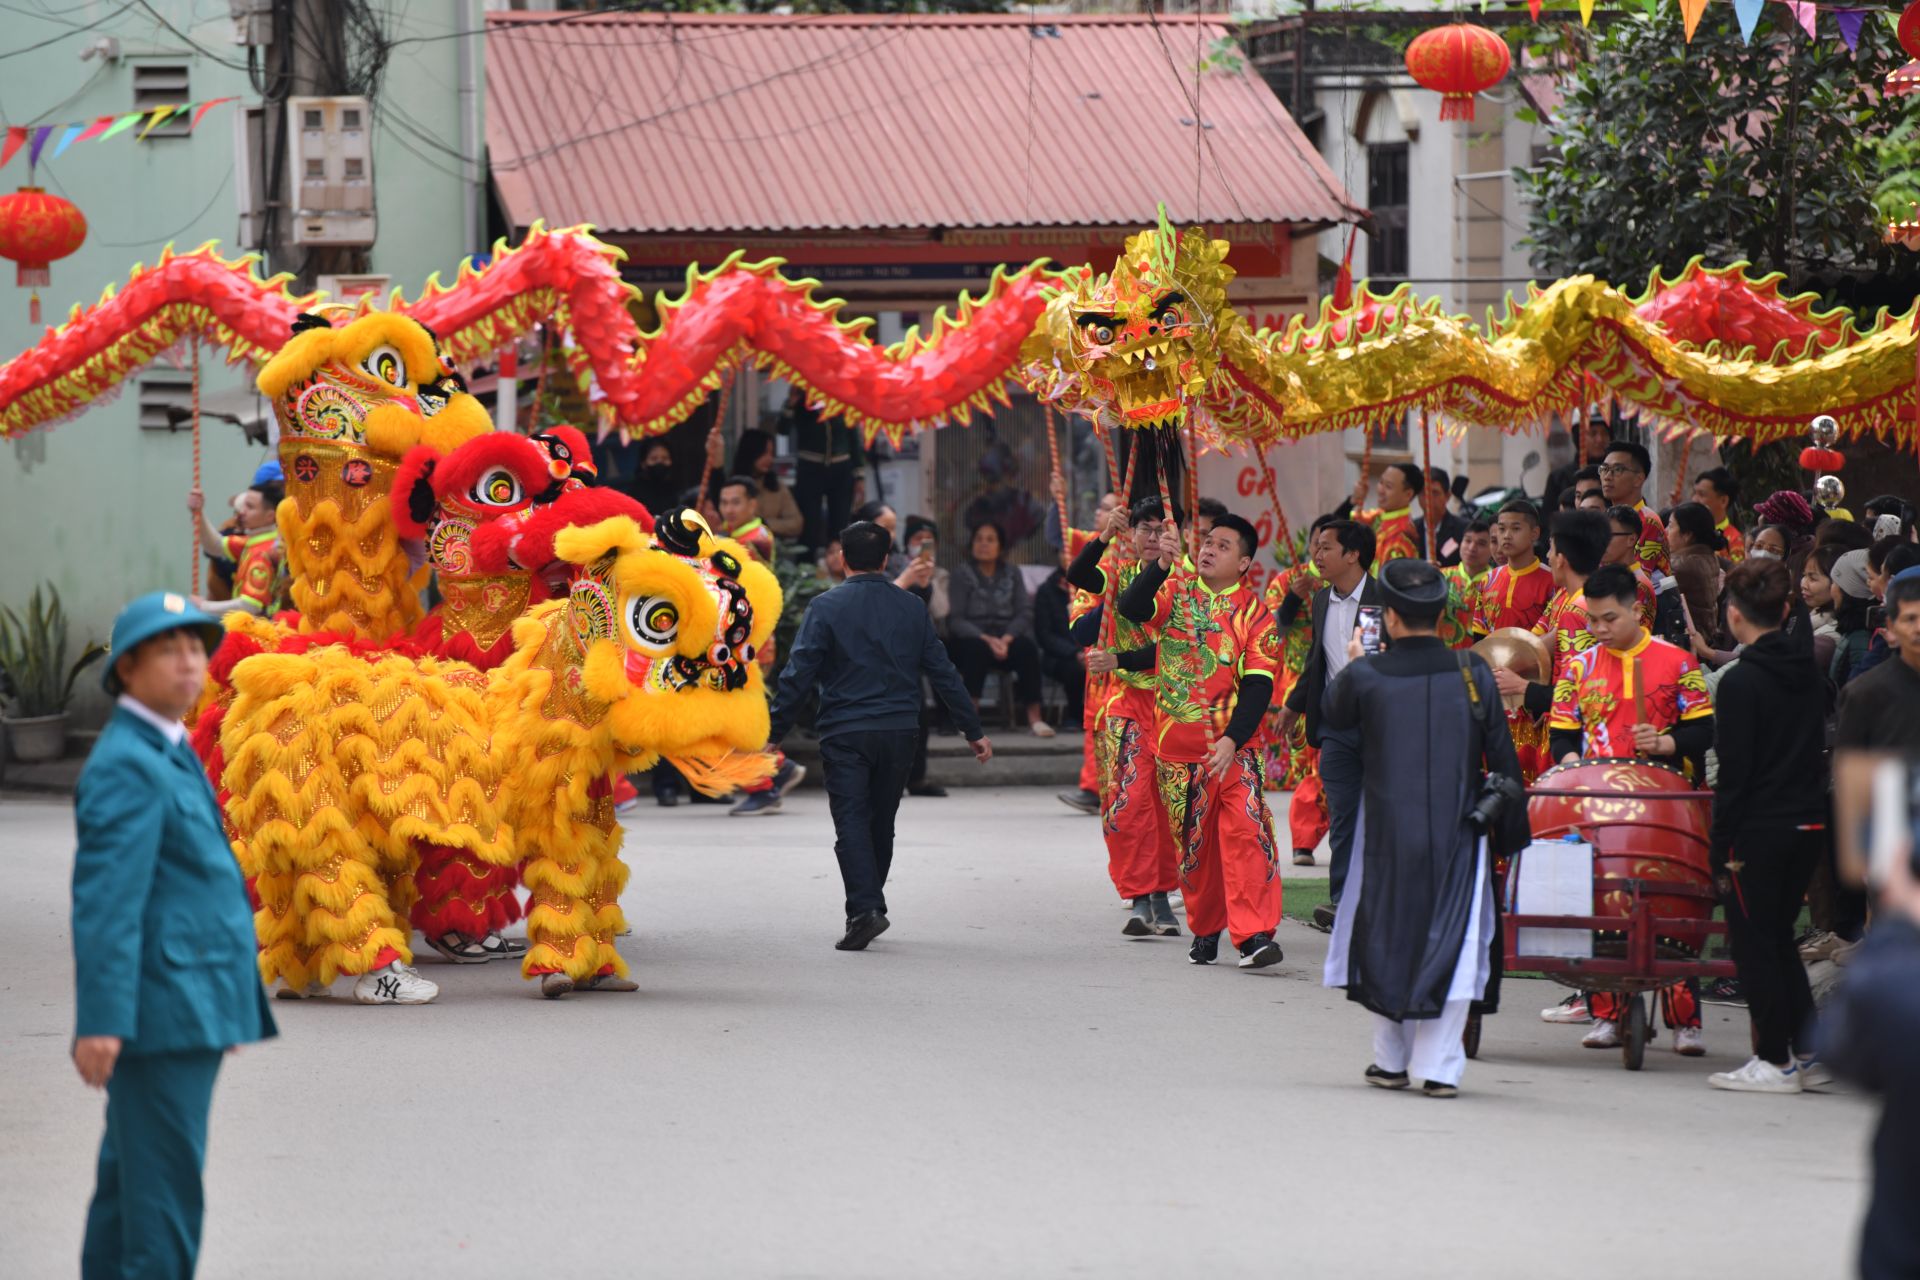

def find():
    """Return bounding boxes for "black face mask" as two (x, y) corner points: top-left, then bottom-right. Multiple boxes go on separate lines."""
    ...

(643, 463), (673, 483)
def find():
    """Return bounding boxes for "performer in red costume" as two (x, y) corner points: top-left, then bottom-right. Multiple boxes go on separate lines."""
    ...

(1547, 563), (1714, 1056)
(1119, 514), (1285, 970)
(1599, 440), (1670, 576)
(1057, 488), (1123, 815)
(1693, 466), (1745, 564)
(1344, 461), (1421, 569)
(1066, 496), (1182, 937)
(1470, 500), (1555, 637)
(188, 479), (284, 616)
(1265, 516), (1335, 866)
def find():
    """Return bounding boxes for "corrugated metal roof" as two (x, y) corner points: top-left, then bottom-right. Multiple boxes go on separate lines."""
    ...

(485, 12), (1362, 236)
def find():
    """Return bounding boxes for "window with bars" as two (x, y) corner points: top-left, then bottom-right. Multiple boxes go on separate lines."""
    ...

(133, 63), (191, 139)
(1366, 142), (1409, 282)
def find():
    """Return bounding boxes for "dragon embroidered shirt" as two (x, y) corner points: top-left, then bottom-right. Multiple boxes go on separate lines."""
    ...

(1470, 559), (1554, 636)
(1143, 572), (1282, 764)
(1548, 632), (1710, 757)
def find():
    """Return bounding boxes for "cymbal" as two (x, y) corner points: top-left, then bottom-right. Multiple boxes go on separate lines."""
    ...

(1473, 627), (1551, 711)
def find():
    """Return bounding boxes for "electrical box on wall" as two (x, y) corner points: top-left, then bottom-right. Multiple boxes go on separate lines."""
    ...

(316, 274), (392, 307)
(287, 96), (375, 247)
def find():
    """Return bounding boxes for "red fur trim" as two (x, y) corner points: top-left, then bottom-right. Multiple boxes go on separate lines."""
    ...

(432, 432), (552, 500)
(390, 444), (442, 538)
(206, 632), (264, 687)
(509, 488), (658, 577)
(468, 519), (518, 575)
(411, 845), (523, 935)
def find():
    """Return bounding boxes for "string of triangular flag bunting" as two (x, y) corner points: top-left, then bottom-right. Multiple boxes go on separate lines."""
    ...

(1511, 0), (1875, 48)
(0, 97), (238, 172)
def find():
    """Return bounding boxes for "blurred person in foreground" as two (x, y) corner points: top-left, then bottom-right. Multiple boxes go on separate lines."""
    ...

(769, 522), (991, 951)
(1824, 784), (1920, 1280)
(1321, 559), (1527, 1098)
(74, 592), (277, 1279)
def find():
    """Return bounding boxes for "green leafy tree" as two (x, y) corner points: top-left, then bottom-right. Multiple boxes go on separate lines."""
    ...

(1519, 4), (1920, 509)
(1519, 5), (1920, 308)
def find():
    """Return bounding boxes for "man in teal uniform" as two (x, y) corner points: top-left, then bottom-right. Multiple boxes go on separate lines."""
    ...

(73, 591), (276, 1280)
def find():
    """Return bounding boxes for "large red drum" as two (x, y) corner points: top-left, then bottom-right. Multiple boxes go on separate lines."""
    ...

(1527, 758), (1714, 958)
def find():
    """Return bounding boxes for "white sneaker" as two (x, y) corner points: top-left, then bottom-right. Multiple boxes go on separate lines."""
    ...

(1709, 1056), (1802, 1094)
(353, 961), (439, 1005)
(1543, 995), (1591, 1024)
(275, 981), (329, 1001)
(1673, 1026), (1706, 1057)
(1788, 1055), (1834, 1090)
(1581, 1019), (1620, 1049)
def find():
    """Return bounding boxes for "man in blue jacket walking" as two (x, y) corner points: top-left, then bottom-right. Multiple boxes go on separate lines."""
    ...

(770, 521), (992, 950)
(73, 591), (276, 1279)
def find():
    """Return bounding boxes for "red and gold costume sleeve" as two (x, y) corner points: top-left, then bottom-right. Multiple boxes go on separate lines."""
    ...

(1473, 560), (1554, 635)
(224, 530), (281, 610)
(1632, 565), (1657, 629)
(1151, 578), (1276, 763)
(1066, 526), (1098, 562)
(1357, 506), (1418, 569)
(1718, 519), (1746, 564)
(1633, 503), (1670, 576)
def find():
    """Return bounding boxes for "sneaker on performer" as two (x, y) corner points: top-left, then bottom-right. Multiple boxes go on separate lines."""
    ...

(1123, 896), (1154, 937)
(1709, 1056), (1801, 1094)
(1237, 932), (1283, 969)
(1581, 1019), (1620, 1049)
(1188, 932), (1220, 965)
(1292, 848), (1316, 867)
(1787, 1054), (1834, 1090)
(730, 790), (782, 817)
(353, 961), (438, 1005)
(1542, 993), (1591, 1024)
(1673, 1026), (1706, 1057)
(1149, 892), (1181, 937)
(1057, 789), (1100, 815)
(773, 759), (807, 797)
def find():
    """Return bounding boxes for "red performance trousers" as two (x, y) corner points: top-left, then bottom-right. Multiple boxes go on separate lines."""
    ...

(1158, 747), (1284, 947)
(1591, 982), (1700, 1029)
(1101, 714), (1176, 899)
(1079, 698), (1100, 794)
(1288, 752), (1329, 853)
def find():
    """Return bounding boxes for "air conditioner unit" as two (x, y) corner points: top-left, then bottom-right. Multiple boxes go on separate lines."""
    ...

(287, 96), (375, 247)
(316, 273), (392, 307)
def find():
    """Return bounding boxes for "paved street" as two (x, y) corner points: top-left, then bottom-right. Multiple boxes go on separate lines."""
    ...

(1, 786), (1871, 1278)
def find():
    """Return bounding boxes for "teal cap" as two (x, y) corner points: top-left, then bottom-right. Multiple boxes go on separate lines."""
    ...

(102, 591), (225, 693)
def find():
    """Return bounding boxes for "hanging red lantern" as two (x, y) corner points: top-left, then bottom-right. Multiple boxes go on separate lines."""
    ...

(0, 186), (87, 324)
(1405, 23), (1512, 123)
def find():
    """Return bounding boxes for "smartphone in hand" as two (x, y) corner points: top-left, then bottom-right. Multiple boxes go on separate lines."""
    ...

(1357, 605), (1384, 656)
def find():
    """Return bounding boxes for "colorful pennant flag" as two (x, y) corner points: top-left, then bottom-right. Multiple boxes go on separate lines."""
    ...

(1680, 0), (1710, 41)
(1579, 0), (1596, 26)
(1835, 7), (1866, 51)
(1735, 0), (1765, 40)
(1527, 0), (1542, 20)
(1784, 0), (1818, 38)
(0, 97), (240, 170)
(97, 112), (143, 142)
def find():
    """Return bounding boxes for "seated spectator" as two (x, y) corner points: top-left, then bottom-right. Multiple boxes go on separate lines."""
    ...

(947, 520), (1052, 737)
(902, 516), (950, 631)
(1034, 566), (1087, 723)
(732, 428), (805, 540)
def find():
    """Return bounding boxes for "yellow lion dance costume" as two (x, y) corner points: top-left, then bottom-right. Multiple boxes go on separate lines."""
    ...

(203, 311), (780, 1000)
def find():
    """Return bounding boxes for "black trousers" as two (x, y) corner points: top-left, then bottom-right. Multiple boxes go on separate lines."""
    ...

(795, 459), (856, 552)
(1042, 652), (1086, 719)
(1722, 826), (1822, 1065)
(821, 728), (918, 918)
(947, 634), (1042, 705)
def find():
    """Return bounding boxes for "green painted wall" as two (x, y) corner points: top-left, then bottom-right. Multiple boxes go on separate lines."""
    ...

(0, 3), (480, 725)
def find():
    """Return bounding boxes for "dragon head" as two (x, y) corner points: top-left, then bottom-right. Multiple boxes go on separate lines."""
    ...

(1027, 214), (1237, 432)
(546, 508), (781, 758)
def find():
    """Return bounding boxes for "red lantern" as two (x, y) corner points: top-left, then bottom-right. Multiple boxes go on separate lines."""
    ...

(1405, 23), (1512, 123)
(0, 186), (87, 324)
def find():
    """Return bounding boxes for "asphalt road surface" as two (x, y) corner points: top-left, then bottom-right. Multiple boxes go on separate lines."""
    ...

(0, 787), (1873, 1278)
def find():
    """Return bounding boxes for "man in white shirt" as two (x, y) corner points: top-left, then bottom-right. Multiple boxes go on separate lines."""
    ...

(1281, 519), (1381, 928)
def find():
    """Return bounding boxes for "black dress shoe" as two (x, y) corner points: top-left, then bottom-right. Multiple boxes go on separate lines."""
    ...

(655, 791), (681, 808)
(1365, 1066), (1411, 1090)
(1188, 932), (1220, 965)
(1056, 789), (1100, 815)
(1237, 931), (1283, 969)
(835, 911), (892, 951)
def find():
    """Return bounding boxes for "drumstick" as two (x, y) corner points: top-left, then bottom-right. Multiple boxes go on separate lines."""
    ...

(1632, 654), (1646, 727)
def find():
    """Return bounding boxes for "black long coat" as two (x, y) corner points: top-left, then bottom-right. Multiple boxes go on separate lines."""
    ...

(1323, 636), (1526, 1020)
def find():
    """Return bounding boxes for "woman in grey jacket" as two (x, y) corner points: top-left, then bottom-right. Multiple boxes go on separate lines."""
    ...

(946, 521), (1054, 736)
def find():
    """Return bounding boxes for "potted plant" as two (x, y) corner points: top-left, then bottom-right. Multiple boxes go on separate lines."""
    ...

(0, 584), (107, 763)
